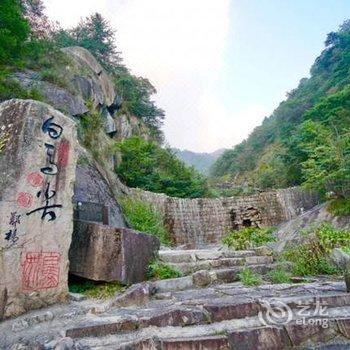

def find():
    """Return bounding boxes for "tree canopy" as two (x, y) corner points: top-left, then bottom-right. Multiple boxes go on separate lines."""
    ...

(115, 137), (210, 198)
(0, 0), (29, 64)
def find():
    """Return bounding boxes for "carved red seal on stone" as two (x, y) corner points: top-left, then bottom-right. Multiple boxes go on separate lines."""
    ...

(22, 252), (61, 291)
(16, 192), (33, 208)
(27, 172), (44, 187)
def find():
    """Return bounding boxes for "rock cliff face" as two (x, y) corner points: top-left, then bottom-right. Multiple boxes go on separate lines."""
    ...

(0, 99), (77, 319)
(11, 46), (151, 141)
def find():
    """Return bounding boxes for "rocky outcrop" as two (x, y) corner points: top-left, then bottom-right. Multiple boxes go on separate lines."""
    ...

(272, 203), (350, 252)
(74, 147), (126, 228)
(62, 46), (116, 108)
(69, 221), (160, 284)
(113, 114), (151, 141)
(0, 99), (77, 319)
(12, 71), (89, 116)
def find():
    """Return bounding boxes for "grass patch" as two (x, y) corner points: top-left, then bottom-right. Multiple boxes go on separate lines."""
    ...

(282, 223), (349, 276)
(222, 227), (276, 250)
(268, 268), (291, 284)
(120, 197), (171, 245)
(0, 73), (43, 102)
(238, 268), (262, 286)
(79, 105), (104, 153)
(328, 198), (350, 217)
(69, 280), (124, 299)
(147, 260), (182, 280)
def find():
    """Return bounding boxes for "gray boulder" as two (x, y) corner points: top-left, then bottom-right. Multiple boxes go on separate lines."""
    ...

(331, 248), (350, 271)
(330, 248), (350, 292)
(62, 47), (116, 107)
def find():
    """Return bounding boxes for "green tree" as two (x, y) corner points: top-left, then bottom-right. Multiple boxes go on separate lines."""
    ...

(114, 73), (165, 140)
(54, 13), (121, 70)
(115, 137), (210, 198)
(0, 0), (30, 64)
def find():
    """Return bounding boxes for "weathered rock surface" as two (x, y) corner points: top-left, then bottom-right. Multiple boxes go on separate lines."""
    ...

(62, 47), (116, 108)
(69, 221), (160, 284)
(0, 99), (77, 319)
(74, 150), (126, 228)
(272, 203), (350, 252)
(331, 249), (350, 271)
(113, 114), (151, 141)
(12, 71), (89, 117)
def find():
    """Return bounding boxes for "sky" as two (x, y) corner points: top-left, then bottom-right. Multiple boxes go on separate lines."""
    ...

(44, 0), (350, 152)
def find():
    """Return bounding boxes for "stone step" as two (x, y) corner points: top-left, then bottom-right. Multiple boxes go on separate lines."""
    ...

(66, 292), (350, 341)
(151, 263), (288, 293)
(74, 307), (350, 349)
(166, 256), (274, 275)
(159, 249), (258, 264)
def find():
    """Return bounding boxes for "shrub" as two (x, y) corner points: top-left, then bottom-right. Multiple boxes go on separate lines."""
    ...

(147, 260), (182, 280)
(119, 197), (170, 245)
(342, 247), (350, 256)
(268, 268), (291, 284)
(282, 223), (349, 276)
(0, 74), (43, 102)
(328, 198), (350, 217)
(238, 268), (262, 286)
(222, 227), (276, 250)
(69, 281), (123, 299)
(79, 106), (104, 153)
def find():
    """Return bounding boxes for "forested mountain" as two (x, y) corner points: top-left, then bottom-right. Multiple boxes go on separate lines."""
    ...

(173, 148), (226, 175)
(211, 21), (350, 198)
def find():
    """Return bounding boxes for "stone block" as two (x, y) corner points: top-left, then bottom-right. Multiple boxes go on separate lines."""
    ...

(228, 326), (290, 350)
(160, 336), (230, 350)
(110, 283), (150, 307)
(152, 276), (193, 293)
(69, 221), (160, 284)
(192, 270), (211, 287)
(0, 99), (77, 319)
(204, 300), (261, 322)
(284, 321), (339, 346)
(245, 256), (274, 265)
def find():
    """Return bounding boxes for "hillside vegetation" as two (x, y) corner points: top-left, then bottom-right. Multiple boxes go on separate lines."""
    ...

(211, 21), (350, 199)
(173, 148), (226, 175)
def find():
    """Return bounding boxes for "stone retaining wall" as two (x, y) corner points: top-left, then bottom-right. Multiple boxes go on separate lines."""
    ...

(127, 187), (320, 247)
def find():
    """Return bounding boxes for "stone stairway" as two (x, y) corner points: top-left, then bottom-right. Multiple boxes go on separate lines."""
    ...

(153, 246), (284, 291)
(66, 280), (350, 349)
(1, 247), (350, 350)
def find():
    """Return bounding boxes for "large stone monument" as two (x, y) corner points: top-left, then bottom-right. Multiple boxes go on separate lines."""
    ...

(0, 99), (76, 319)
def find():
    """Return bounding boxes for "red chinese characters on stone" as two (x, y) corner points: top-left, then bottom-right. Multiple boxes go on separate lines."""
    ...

(27, 172), (44, 187)
(21, 252), (61, 291)
(16, 192), (33, 208)
(57, 140), (70, 168)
